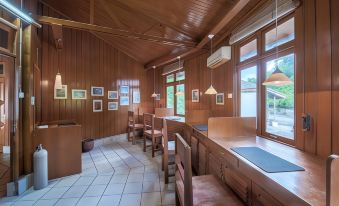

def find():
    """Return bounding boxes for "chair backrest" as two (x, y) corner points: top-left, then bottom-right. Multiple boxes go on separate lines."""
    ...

(327, 155), (339, 206)
(155, 108), (174, 117)
(185, 109), (210, 124)
(208, 117), (256, 138)
(162, 119), (168, 152)
(143, 113), (155, 131)
(175, 133), (193, 206)
(128, 111), (135, 126)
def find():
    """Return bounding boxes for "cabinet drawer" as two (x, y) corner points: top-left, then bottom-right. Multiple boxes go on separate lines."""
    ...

(191, 135), (199, 174)
(224, 167), (251, 204)
(252, 183), (283, 206)
(198, 142), (207, 175)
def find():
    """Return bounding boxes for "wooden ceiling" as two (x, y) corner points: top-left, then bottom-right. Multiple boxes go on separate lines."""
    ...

(40, 0), (260, 67)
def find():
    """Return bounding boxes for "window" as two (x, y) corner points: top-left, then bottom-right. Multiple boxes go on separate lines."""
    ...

(176, 71), (185, 81)
(240, 66), (257, 117)
(265, 17), (295, 51)
(166, 86), (174, 109)
(166, 74), (174, 83)
(176, 84), (185, 115)
(264, 53), (295, 140)
(240, 39), (257, 62)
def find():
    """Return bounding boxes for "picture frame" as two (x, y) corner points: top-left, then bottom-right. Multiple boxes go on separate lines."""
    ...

(192, 89), (199, 102)
(91, 86), (104, 96)
(108, 91), (118, 99)
(54, 85), (67, 99)
(108, 102), (118, 110)
(216, 93), (224, 105)
(120, 96), (129, 106)
(72, 89), (87, 100)
(120, 85), (129, 94)
(93, 100), (103, 112)
(133, 91), (140, 103)
(156, 94), (160, 101)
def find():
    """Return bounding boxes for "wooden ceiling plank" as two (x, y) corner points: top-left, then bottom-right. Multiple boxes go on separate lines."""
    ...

(98, 0), (130, 29)
(113, 0), (195, 40)
(90, 0), (94, 24)
(144, 0), (250, 69)
(37, 15), (198, 48)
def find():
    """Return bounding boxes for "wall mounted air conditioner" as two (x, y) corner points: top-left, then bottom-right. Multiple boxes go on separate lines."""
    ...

(207, 46), (231, 69)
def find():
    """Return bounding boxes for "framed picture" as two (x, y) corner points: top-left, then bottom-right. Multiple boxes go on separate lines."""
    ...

(120, 85), (129, 94)
(93, 100), (103, 112)
(156, 94), (160, 101)
(54, 85), (67, 99)
(133, 91), (140, 103)
(108, 91), (118, 99)
(91, 86), (104, 96)
(108, 102), (118, 110)
(120, 96), (129, 106)
(192, 89), (199, 102)
(216, 93), (224, 105)
(72, 89), (87, 100)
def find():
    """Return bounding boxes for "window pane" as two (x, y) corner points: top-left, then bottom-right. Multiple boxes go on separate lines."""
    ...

(166, 86), (174, 109)
(265, 18), (295, 51)
(240, 39), (257, 62)
(265, 53), (295, 139)
(166, 74), (174, 83)
(240, 66), (257, 117)
(176, 71), (185, 81)
(176, 84), (185, 115)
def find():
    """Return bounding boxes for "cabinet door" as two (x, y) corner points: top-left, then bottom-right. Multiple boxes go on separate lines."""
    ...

(198, 143), (207, 175)
(252, 183), (283, 206)
(191, 135), (199, 174)
(224, 167), (251, 205)
(208, 151), (223, 180)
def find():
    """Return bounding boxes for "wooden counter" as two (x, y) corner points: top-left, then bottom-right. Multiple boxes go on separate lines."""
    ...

(33, 121), (82, 180)
(185, 122), (326, 206)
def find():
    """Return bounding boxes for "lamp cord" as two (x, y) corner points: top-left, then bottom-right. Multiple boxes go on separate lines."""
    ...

(210, 37), (213, 85)
(275, 0), (278, 63)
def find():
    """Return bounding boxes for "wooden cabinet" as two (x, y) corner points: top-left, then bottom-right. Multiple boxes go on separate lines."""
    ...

(198, 142), (207, 175)
(191, 135), (199, 174)
(252, 183), (283, 206)
(224, 166), (251, 205)
(208, 150), (224, 180)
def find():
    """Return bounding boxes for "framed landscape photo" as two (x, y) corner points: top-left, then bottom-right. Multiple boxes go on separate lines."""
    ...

(120, 96), (129, 106)
(120, 85), (129, 94)
(93, 100), (103, 112)
(72, 89), (87, 100)
(108, 91), (118, 99)
(133, 91), (140, 103)
(54, 85), (67, 99)
(108, 102), (118, 110)
(216, 93), (224, 105)
(192, 89), (199, 102)
(91, 86), (104, 96)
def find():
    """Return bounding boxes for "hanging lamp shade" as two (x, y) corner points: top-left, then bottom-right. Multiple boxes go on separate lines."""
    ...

(205, 85), (217, 95)
(54, 72), (62, 89)
(262, 66), (292, 86)
(151, 92), (157, 98)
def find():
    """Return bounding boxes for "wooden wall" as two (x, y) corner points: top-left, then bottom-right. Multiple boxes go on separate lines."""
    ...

(38, 5), (153, 139)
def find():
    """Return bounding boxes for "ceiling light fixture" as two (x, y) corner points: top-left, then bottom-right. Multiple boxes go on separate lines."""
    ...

(262, 0), (292, 86)
(54, 49), (63, 89)
(205, 34), (217, 95)
(151, 66), (157, 98)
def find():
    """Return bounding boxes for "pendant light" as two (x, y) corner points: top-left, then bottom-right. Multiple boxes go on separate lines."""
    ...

(175, 56), (184, 96)
(54, 49), (63, 89)
(151, 66), (157, 98)
(262, 0), (292, 86)
(205, 34), (217, 95)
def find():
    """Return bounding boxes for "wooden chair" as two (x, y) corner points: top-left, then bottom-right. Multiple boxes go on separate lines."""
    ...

(175, 133), (244, 206)
(162, 119), (176, 184)
(127, 111), (144, 145)
(143, 113), (163, 157)
(327, 155), (339, 206)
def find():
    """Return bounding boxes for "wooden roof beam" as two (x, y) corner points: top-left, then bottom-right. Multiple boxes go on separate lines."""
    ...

(37, 15), (198, 48)
(144, 0), (250, 69)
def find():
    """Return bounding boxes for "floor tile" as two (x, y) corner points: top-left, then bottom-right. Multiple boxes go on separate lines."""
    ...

(91, 175), (111, 185)
(142, 181), (160, 193)
(110, 174), (128, 184)
(119, 194), (141, 206)
(103, 183), (125, 195)
(62, 185), (88, 198)
(161, 191), (176, 205)
(141, 192), (162, 206)
(34, 199), (58, 206)
(143, 172), (159, 182)
(55, 198), (79, 206)
(73, 176), (95, 186)
(83, 185), (107, 197)
(127, 173), (144, 183)
(123, 182), (142, 194)
(76, 196), (100, 206)
(41, 187), (70, 199)
(11, 200), (36, 206)
(54, 176), (79, 187)
(97, 195), (121, 206)
(19, 187), (50, 201)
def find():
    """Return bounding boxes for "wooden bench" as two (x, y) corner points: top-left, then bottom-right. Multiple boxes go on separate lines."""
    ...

(327, 155), (339, 206)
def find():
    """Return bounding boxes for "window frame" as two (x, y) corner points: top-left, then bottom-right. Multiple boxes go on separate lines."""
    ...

(165, 70), (185, 116)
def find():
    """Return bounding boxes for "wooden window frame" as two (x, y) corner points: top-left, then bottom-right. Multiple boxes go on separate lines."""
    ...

(165, 71), (185, 116)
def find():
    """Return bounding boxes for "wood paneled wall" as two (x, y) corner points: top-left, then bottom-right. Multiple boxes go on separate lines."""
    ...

(38, 5), (154, 139)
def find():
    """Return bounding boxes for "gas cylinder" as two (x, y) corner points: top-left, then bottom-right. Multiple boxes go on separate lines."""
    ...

(33, 144), (48, 190)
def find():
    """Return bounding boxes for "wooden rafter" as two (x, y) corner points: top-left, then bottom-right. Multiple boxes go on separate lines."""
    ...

(113, 0), (195, 40)
(37, 15), (198, 48)
(144, 0), (250, 69)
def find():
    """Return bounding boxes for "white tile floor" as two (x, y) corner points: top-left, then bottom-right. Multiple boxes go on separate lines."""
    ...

(0, 134), (176, 206)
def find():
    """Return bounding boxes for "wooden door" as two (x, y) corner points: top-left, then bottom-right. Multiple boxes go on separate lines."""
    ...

(0, 77), (7, 152)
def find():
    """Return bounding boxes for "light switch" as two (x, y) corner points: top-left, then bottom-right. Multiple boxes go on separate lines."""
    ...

(227, 93), (233, 99)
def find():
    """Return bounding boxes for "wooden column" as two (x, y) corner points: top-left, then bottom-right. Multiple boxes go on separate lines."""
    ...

(22, 25), (34, 174)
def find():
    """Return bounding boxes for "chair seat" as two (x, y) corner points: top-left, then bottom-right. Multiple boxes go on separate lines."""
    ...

(144, 129), (163, 137)
(177, 175), (244, 206)
(129, 123), (143, 129)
